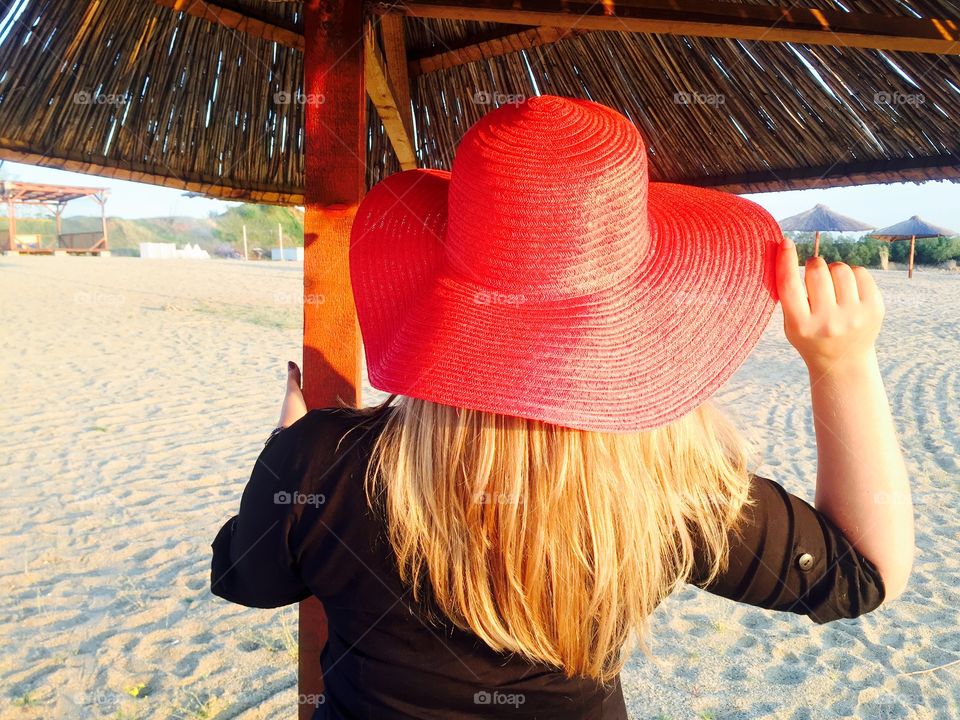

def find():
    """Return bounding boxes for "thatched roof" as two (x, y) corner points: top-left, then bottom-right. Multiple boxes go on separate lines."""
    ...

(0, 1), (959, 205)
(868, 215), (957, 239)
(778, 204), (875, 232)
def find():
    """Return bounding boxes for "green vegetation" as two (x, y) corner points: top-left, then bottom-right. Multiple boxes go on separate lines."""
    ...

(0, 203), (303, 254)
(211, 203), (303, 251)
(791, 233), (960, 267)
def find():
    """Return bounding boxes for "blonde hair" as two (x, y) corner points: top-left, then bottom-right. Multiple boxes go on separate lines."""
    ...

(363, 397), (754, 683)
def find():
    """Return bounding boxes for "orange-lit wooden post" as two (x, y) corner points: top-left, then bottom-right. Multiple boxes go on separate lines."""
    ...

(908, 234), (916, 279)
(300, 2), (365, 718)
(813, 230), (820, 258)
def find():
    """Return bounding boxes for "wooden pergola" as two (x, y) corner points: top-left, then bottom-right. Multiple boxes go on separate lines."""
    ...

(2, 1), (959, 717)
(1, 181), (109, 254)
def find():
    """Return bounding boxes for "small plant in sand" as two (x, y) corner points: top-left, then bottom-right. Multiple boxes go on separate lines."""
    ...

(118, 576), (147, 610)
(113, 708), (142, 720)
(12, 690), (39, 707)
(124, 681), (149, 698)
(170, 689), (223, 719)
(278, 607), (298, 660)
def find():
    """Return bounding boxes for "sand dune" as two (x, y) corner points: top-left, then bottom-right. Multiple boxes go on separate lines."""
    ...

(0, 255), (957, 719)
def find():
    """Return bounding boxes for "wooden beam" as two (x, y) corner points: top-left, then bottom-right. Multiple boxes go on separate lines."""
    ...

(0, 145), (302, 206)
(153, 0), (304, 50)
(410, 25), (586, 74)
(365, 27), (418, 170)
(301, 1), (365, 717)
(680, 155), (960, 194)
(385, 0), (960, 55)
(379, 15), (414, 134)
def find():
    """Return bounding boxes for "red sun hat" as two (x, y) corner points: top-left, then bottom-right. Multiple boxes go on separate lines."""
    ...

(349, 95), (780, 432)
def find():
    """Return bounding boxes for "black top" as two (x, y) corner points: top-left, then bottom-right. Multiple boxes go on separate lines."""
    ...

(211, 407), (885, 720)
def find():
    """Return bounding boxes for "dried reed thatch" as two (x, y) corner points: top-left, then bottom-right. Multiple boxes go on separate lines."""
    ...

(869, 215), (958, 239)
(778, 204), (875, 233)
(0, 0), (958, 205)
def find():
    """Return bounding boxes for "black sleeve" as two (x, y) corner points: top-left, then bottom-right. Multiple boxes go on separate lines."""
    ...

(210, 413), (318, 609)
(689, 474), (886, 623)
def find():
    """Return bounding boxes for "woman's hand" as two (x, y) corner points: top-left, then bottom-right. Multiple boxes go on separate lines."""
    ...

(776, 238), (885, 375)
(278, 361), (308, 429)
(775, 237), (913, 603)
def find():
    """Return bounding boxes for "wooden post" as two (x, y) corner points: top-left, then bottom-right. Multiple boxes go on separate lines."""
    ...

(96, 192), (109, 251)
(242, 224), (249, 260)
(813, 230), (820, 258)
(55, 203), (64, 248)
(908, 234), (916, 279)
(278, 222), (285, 261)
(300, 3), (364, 718)
(6, 199), (16, 252)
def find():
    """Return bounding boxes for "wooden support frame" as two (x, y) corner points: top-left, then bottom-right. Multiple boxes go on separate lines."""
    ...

(0, 144), (303, 206)
(1, 182), (110, 254)
(386, 0), (960, 55)
(300, 3), (365, 719)
(365, 25), (418, 170)
(409, 25), (586, 75)
(153, 0), (304, 50)
(379, 15), (414, 135)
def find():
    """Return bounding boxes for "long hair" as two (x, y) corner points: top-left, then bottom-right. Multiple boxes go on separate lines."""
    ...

(363, 396), (755, 683)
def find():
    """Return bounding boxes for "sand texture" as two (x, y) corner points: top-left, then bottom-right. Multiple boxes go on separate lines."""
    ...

(0, 255), (957, 719)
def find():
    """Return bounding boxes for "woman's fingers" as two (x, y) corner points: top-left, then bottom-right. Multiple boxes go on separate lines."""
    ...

(853, 266), (882, 310)
(776, 238), (809, 323)
(829, 262), (859, 305)
(278, 361), (308, 428)
(805, 255), (837, 314)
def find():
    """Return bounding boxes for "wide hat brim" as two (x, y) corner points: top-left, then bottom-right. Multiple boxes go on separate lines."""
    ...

(350, 169), (779, 433)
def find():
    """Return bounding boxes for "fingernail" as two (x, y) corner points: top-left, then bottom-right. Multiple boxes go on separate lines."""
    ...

(288, 361), (295, 370)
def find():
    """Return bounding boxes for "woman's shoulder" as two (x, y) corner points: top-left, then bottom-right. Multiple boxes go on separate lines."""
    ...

(278, 404), (394, 480)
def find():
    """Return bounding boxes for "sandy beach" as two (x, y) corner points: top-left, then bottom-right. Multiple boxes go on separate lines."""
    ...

(1, 254), (957, 720)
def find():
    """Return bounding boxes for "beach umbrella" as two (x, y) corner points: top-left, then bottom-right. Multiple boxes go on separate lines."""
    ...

(867, 216), (957, 279)
(778, 204), (875, 258)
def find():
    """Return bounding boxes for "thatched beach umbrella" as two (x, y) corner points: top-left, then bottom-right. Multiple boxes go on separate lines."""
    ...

(778, 204), (875, 257)
(868, 216), (957, 279)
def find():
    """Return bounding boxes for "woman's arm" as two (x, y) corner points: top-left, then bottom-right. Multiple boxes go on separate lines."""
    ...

(776, 239), (914, 601)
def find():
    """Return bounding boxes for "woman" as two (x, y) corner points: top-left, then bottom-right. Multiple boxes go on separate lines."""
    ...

(211, 97), (914, 719)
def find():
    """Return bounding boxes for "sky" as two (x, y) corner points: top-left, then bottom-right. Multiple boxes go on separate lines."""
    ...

(2, 159), (959, 231)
